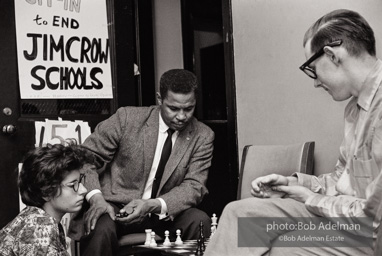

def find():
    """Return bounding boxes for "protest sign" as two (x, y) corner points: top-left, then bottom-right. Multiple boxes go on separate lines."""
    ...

(14, 0), (113, 99)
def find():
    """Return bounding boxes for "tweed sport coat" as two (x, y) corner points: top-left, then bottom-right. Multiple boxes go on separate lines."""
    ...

(69, 105), (214, 240)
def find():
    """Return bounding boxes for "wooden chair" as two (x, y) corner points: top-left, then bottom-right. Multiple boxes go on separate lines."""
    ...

(237, 142), (315, 200)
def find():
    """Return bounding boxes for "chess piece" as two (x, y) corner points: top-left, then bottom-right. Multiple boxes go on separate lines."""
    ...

(149, 231), (157, 247)
(175, 229), (183, 245)
(144, 229), (152, 246)
(210, 226), (215, 238)
(163, 230), (171, 246)
(115, 206), (135, 218)
(211, 213), (218, 226)
(195, 238), (204, 255)
(211, 213), (218, 236)
(199, 221), (206, 252)
(115, 211), (128, 218)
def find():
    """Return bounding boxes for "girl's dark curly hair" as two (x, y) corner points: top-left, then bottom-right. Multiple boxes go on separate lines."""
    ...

(18, 143), (94, 207)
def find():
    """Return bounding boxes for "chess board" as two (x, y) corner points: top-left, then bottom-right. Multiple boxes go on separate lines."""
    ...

(135, 239), (209, 256)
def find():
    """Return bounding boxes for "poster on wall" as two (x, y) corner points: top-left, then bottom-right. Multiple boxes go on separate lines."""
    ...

(14, 0), (113, 99)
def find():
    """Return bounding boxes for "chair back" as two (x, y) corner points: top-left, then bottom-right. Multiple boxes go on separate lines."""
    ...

(237, 142), (315, 200)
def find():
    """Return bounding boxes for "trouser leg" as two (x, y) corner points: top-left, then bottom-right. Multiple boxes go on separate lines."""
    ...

(204, 197), (317, 256)
(170, 208), (212, 240)
(79, 202), (122, 256)
(79, 213), (119, 256)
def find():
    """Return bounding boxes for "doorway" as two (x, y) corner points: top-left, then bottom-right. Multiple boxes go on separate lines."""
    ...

(181, 0), (239, 217)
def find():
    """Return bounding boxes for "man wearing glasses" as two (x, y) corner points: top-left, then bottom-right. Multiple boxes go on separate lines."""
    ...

(205, 9), (382, 255)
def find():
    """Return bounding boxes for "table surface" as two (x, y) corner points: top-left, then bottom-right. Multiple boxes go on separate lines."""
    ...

(135, 239), (209, 256)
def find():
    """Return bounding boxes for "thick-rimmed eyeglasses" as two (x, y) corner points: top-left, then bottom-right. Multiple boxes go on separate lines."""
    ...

(299, 40), (342, 79)
(64, 173), (86, 192)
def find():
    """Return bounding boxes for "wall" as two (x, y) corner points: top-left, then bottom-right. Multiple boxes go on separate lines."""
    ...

(232, 0), (382, 175)
(152, 0), (184, 94)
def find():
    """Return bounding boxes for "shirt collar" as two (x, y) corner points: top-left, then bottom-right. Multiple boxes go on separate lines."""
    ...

(159, 112), (170, 133)
(357, 59), (382, 111)
(29, 206), (59, 223)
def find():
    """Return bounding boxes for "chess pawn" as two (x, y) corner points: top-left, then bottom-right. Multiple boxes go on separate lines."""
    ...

(144, 229), (152, 246)
(163, 230), (171, 246)
(175, 229), (183, 245)
(149, 231), (157, 247)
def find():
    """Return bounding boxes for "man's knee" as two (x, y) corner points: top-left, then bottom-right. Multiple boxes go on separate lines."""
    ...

(223, 197), (290, 216)
(223, 198), (259, 215)
(81, 213), (117, 243)
(80, 214), (118, 255)
(174, 208), (211, 239)
(95, 213), (116, 232)
(179, 208), (211, 226)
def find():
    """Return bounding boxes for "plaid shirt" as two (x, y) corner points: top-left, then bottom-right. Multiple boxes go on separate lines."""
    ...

(0, 206), (68, 256)
(296, 60), (382, 222)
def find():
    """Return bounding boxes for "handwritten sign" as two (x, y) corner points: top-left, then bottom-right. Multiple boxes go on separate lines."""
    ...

(14, 0), (113, 99)
(35, 118), (91, 147)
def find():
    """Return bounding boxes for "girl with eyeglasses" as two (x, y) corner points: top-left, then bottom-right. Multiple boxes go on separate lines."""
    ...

(0, 143), (94, 256)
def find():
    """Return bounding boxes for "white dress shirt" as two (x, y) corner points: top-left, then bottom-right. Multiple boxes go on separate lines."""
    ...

(142, 113), (178, 217)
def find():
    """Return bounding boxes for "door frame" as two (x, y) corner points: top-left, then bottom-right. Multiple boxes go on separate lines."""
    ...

(180, 0), (239, 215)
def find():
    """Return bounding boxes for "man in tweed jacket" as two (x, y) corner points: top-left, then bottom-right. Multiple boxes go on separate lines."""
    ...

(69, 69), (214, 255)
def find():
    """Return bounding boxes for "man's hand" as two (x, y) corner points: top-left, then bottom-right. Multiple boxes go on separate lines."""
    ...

(84, 193), (115, 235)
(116, 199), (161, 224)
(271, 185), (316, 203)
(251, 174), (300, 198)
(251, 174), (289, 198)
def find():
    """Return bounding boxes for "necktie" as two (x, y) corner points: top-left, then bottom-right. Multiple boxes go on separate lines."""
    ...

(151, 128), (174, 198)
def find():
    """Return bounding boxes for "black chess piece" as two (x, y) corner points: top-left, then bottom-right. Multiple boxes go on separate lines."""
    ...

(115, 212), (128, 218)
(195, 238), (204, 255)
(199, 221), (206, 252)
(115, 206), (134, 218)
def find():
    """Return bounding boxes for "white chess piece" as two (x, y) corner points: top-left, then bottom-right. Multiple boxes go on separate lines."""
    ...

(144, 229), (152, 246)
(210, 226), (215, 238)
(175, 229), (183, 245)
(149, 231), (157, 247)
(212, 213), (218, 226)
(163, 230), (171, 246)
(211, 213), (218, 235)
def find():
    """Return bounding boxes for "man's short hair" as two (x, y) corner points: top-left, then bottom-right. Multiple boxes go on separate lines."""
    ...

(159, 69), (198, 99)
(18, 143), (94, 207)
(303, 9), (376, 57)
